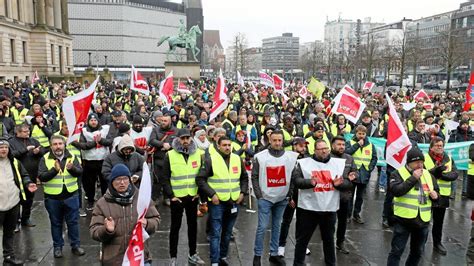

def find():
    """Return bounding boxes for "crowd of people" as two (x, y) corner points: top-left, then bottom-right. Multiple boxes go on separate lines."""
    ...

(0, 77), (473, 266)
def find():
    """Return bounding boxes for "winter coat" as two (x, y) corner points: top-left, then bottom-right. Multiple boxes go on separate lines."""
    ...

(449, 125), (474, 143)
(345, 136), (377, 184)
(426, 152), (458, 208)
(149, 125), (178, 166)
(330, 152), (357, 201)
(89, 188), (160, 266)
(408, 129), (431, 144)
(102, 136), (144, 181)
(8, 136), (45, 180)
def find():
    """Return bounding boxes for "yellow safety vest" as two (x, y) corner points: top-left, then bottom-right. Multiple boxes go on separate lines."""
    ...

(168, 150), (202, 198)
(423, 154), (453, 196)
(54, 132), (81, 163)
(42, 153), (78, 195)
(393, 167), (433, 222)
(407, 120), (415, 132)
(208, 153), (241, 201)
(349, 140), (373, 170)
(10, 108), (28, 125)
(31, 125), (50, 148)
(13, 159), (26, 201)
(231, 142), (248, 159)
(330, 124), (351, 137)
(282, 128), (294, 151)
(235, 125), (257, 146)
(222, 119), (235, 131)
(306, 135), (330, 155)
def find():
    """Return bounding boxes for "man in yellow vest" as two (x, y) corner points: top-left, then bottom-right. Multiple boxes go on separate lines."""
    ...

(162, 129), (205, 265)
(10, 100), (28, 125)
(345, 125), (377, 224)
(423, 137), (458, 255)
(38, 135), (85, 259)
(0, 138), (37, 265)
(30, 112), (53, 149)
(330, 114), (352, 137)
(306, 124), (331, 155)
(387, 148), (439, 266)
(197, 136), (248, 266)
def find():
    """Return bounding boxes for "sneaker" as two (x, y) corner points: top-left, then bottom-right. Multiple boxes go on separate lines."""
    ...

(79, 209), (87, 217)
(382, 219), (390, 228)
(3, 255), (24, 265)
(278, 246), (285, 256)
(219, 257), (230, 266)
(353, 216), (364, 224)
(170, 257), (177, 266)
(434, 242), (447, 255)
(86, 202), (94, 211)
(21, 219), (36, 227)
(379, 187), (386, 193)
(14, 223), (20, 233)
(336, 242), (350, 254)
(71, 247), (85, 256)
(188, 253), (205, 265)
(53, 247), (63, 258)
(306, 248), (311, 255)
(269, 255), (286, 265)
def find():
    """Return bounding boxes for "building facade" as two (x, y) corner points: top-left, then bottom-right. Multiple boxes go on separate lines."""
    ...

(0, 0), (74, 82)
(68, 0), (203, 79)
(203, 30), (224, 75)
(244, 47), (262, 76)
(262, 33), (299, 72)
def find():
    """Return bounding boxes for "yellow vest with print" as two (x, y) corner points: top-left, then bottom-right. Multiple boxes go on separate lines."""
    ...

(306, 135), (330, 155)
(423, 154), (453, 196)
(330, 124), (351, 137)
(43, 153), (78, 195)
(393, 167), (433, 222)
(349, 140), (372, 169)
(209, 153), (241, 201)
(10, 108), (28, 125)
(53, 132), (82, 163)
(31, 125), (50, 148)
(168, 149), (202, 197)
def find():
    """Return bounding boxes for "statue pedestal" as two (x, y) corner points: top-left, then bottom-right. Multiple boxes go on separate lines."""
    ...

(165, 61), (200, 81)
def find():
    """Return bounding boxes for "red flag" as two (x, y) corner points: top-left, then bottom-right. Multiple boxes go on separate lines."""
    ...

(362, 81), (375, 92)
(464, 72), (474, 111)
(385, 94), (412, 168)
(209, 69), (229, 122)
(130, 65), (149, 95)
(159, 71), (174, 107)
(272, 74), (285, 91)
(259, 71), (274, 88)
(330, 86), (366, 124)
(177, 81), (191, 94)
(31, 70), (40, 83)
(299, 86), (309, 98)
(62, 76), (99, 144)
(413, 89), (429, 102)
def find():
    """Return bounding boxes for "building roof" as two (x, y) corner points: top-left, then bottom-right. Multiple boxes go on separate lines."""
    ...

(204, 30), (223, 49)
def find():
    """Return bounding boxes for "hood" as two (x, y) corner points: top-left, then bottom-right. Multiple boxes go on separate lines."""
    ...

(117, 134), (135, 153)
(171, 137), (197, 155)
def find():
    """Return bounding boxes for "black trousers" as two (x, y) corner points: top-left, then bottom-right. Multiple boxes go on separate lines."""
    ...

(336, 199), (350, 244)
(348, 183), (367, 218)
(294, 208), (336, 266)
(432, 207), (447, 244)
(18, 189), (34, 223)
(279, 203), (296, 247)
(152, 163), (163, 201)
(0, 204), (19, 257)
(82, 160), (107, 203)
(169, 196), (198, 258)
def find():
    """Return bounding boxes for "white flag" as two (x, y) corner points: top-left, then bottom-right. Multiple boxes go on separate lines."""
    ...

(237, 71), (245, 87)
(209, 69), (229, 122)
(385, 94), (412, 169)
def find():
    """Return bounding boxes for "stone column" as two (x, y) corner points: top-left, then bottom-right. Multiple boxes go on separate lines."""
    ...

(45, 0), (53, 28)
(35, 0), (46, 26)
(60, 0), (68, 34)
(0, 0), (6, 17)
(53, 0), (61, 30)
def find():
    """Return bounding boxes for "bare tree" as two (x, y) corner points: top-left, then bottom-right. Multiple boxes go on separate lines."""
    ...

(300, 42), (325, 78)
(230, 33), (248, 77)
(360, 34), (380, 81)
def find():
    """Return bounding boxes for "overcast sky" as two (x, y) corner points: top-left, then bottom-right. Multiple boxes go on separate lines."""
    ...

(198, 0), (463, 49)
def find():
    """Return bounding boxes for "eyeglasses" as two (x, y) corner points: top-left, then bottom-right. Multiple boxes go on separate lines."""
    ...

(113, 176), (130, 183)
(316, 147), (329, 151)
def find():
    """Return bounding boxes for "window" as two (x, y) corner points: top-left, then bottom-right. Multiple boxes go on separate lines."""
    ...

(22, 41), (27, 63)
(10, 39), (15, 63)
(50, 44), (54, 64)
(66, 47), (70, 65)
(4, 0), (8, 18)
(16, 0), (21, 21)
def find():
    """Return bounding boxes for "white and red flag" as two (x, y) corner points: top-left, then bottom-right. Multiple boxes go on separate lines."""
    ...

(299, 86), (309, 99)
(130, 65), (149, 95)
(249, 82), (258, 98)
(237, 71), (245, 87)
(330, 85), (366, 124)
(385, 94), (412, 169)
(209, 69), (229, 122)
(362, 81), (375, 92)
(159, 71), (174, 108)
(31, 71), (40, 83)
(177, 81), (191, 94)
(122, 162), (152, 266)
(62, 76), (99, 144)
(413, 89), (429, 102)
(186, 76), (193, 84)
(259, 71), (274, 88)
(272, 74), (285, 92)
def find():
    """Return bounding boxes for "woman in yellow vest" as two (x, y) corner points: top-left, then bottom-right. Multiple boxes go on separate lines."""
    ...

(423, 137), (458, 255)
(30, 112), (52, 149)
(387, 148), (439, 265)
(330, 114), (352, 137)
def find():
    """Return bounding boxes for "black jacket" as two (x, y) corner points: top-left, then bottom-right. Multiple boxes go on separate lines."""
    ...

(408, 129), (431, 144)
(330, 152), (357, 201)
(196, 149), (249, 202)
(425, 152), (458, 208)
(149, 125), (178, 165)
(449, 125), (474, 142)
(388, 166), (439, 228)
(101, 152), (144, 181)
(8, 136), (45, 180)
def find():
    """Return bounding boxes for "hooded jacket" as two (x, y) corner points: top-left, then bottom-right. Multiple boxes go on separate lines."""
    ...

(102, 135), (145, 181)
(89, 187), (160, 266)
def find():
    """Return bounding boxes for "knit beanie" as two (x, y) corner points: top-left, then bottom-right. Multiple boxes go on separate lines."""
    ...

(109, 164), (131, 184)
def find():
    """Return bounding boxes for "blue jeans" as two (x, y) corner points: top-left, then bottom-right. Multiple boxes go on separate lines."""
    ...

(387, 223), (429, 266)
(208, 202), (239, 264)
(44, 194), (80, 248)
(378, 166), (387, 189)
(254, 198), (287, 256)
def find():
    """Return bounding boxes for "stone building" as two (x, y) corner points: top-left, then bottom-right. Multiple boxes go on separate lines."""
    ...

(0, 0), (74, 82)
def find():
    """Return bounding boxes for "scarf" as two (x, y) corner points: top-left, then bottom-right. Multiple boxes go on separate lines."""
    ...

(429, 150), (444, 166)
(194, 136), (210, 150)
(108, 184), (135, 205)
